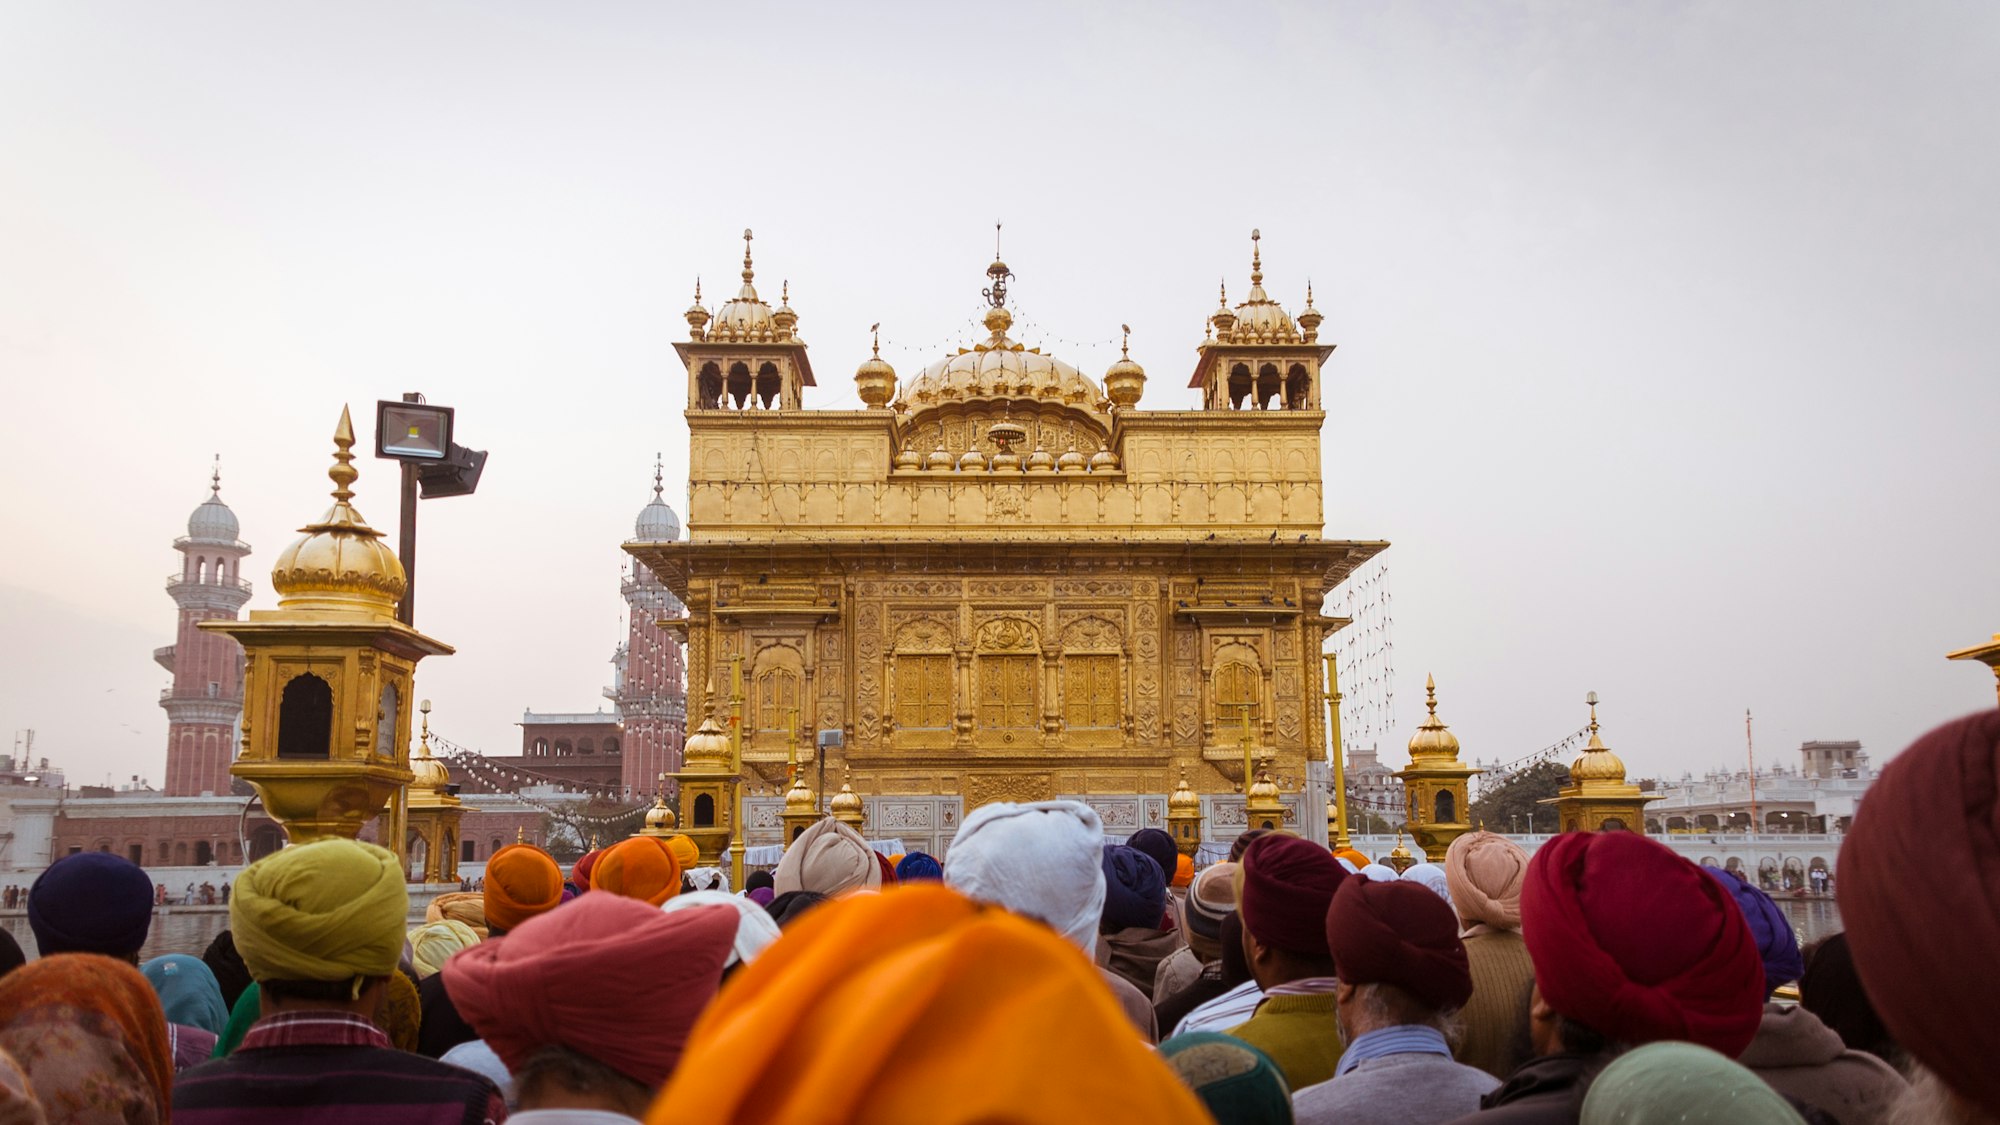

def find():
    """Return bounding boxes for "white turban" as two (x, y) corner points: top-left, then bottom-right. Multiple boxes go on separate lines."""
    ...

(684, 867), (728, 893)
(1401, 862), (1453, 910)
(1359, 863), (1400, 883)
(660, 889), (781, 967)
(944, 800), (1106, 953)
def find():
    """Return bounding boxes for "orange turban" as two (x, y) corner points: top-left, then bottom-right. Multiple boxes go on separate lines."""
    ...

(649, 884), (1211, 1124)
(1334, 847), (1371, 871)
(425, 891), (489, 938)
(664, 834), (700, 872)
(1171, 854), (1194, 888)
(483, 844), (564, 934)
(592, 837), (683, 906)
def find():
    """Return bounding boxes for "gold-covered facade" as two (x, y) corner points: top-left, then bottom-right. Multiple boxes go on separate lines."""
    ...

(629, 231), (1385, 855)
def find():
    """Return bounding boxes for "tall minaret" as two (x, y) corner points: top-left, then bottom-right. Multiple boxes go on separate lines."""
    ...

(159, 460), (252, 796)
(617, 458), (688, 799)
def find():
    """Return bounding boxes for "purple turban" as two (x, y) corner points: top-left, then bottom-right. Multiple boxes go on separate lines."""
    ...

(29, 852), (154, 959)
(1702, 866), (1803, 994)
(1100, 846), (1167, 931)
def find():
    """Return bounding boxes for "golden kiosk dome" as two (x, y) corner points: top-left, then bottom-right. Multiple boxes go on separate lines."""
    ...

(784, 771), (815, 814)
(830, 778), (864, 818)
(1103, 326), (1146, 409)
(1569, 692), (1629, 784)
(1406, 675), (1462, 762)
(642, 795), (678, 834)
(1246, 769), (1280, 805)
(269, 406), (406, 619)
(683, 717), (732, 770)
(1211, 230), (1303, 344)
(855, 325), (897, 409)
(1168, 768), (1200, 815)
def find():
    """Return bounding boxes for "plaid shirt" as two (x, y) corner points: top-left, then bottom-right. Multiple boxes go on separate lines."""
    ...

(175, 1010), (506, 1124)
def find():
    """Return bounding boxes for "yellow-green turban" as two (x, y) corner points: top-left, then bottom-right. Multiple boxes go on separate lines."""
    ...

(407, 919), (482, 979)
(665, 834), (700, 872)
(231, 839), (407, 985)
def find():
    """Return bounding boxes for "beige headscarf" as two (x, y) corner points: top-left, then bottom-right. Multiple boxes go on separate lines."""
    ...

(1444, 830), (1529, 931)
(425, 892), (490, 939)
(406, 920), (482, 979)
(773, 818), (882, 897)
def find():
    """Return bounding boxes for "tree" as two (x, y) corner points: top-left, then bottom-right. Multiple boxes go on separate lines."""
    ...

(1468, 760), (1569, 835)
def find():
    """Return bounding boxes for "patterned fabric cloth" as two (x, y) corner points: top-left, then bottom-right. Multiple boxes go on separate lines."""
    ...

(173, 1010), (506, 1124)
(0, 954), (173, 1125)
(1173, 979), (1264, 1037)
(0, 1044), (43, 1125)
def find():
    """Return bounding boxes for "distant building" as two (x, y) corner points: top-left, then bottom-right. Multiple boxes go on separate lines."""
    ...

(613, 464), (688, 798)
(1345, 743), (1405, 827)
(1646, 740), (1875, 835)
(158, 465), (250, 797)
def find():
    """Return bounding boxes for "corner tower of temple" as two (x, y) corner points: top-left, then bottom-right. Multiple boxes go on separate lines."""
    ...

(628, 231), (1387, 856)
(160, 461), (252, 796)
(617, 458), (689, 798)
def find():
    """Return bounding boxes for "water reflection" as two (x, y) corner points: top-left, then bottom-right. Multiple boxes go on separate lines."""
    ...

(1781, 898), (1843, 946)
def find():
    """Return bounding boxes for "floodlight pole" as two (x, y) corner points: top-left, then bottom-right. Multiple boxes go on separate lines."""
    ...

(397, 392), (421, 627)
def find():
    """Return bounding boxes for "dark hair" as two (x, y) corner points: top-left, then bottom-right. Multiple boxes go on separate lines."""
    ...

(766, 890), (830, 928)
(515, 1045), (652, 1116)
(1229, 830), (1272, 863)
(1800, 932), (1903, 1068)
(260, 976), (373, 1004)
(745, 870), (776, 893)
(1218, 912), (1252, 988)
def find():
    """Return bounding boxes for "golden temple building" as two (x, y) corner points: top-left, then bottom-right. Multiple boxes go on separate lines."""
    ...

(627, 230), (1385, 857)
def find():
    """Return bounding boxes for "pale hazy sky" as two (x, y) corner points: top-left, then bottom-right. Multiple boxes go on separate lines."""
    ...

(3, 2), (1996, 790)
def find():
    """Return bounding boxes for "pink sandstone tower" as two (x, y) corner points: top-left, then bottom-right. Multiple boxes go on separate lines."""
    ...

(614, 461), (687, 799)
(157, 462), (252, 796)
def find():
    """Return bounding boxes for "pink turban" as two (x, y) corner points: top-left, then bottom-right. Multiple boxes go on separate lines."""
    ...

(1445, 830), (1529, 931)
(444, 892), (736, 1088)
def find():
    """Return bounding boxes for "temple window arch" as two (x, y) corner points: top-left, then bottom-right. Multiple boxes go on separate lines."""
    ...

(752, 645), (805, 735)
(697, 362), (723, 409)
(196, 558), (208, 583)
(534, 738), (549, 756)
(693, 792), (716, 828)
(603, 737), (620, 754)
(577, 738), (594, 755)
(1212, 650), (1262, 731)
(553, 740), (572, 757)
(976, 618), (1040, 732)
(374, 682), (401, 758)
(1227, 364), (1252, 410)
(1285, 364), (1311, 410)
(726, 362), (751, 409)
(276, 674), (333, 759)
(891, 619), (956, 732)
(1256, 364), (1281, 410)
(1434, 789), (1455, 824)
(1060, 617), (1123, 732)
(756, 362), (782, 409)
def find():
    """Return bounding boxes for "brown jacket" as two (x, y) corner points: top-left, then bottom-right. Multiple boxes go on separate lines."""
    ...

(1455, 926), (1536, 1081)
(1741, 1002), (1906, 1125)
(1097, 924), (1183, 1000)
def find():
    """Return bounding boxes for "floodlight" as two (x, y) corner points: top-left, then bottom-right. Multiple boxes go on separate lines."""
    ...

(417, 444), (488, 499)
(376, 401), (455, 461)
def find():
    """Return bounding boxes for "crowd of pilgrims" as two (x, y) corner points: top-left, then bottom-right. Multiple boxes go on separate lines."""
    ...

(0, 709), (1989, 1124)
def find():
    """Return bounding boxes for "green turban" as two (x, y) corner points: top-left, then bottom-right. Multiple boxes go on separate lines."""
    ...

(231, 839), (407, 985)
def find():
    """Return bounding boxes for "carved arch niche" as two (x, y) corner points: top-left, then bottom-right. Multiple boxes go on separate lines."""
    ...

(888, 617), (955, 748)
(1210, 640), (1265, 736)
(749, 640), (804, 743)
(1060, 615), (1124, 746)
(975, 617), (1040, 735)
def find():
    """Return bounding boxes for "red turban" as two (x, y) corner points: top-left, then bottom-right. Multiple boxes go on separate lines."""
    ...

(1325, 876), (1472, 1013)
(571, 849), (603, 890)
(1840, 710), (2000, 1117)
(483, 844), (563, 933)
(1523, 831), (1764, 1056)
(876, 851), (897, 886)
(1237, 834), (1344, 958)
(591, 837), (684, 907)
(445, 892), (736, 1088)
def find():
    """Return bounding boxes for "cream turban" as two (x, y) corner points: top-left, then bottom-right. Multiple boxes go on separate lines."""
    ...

(661, 889), (782, 967)
(773, 818), (882, 898)
(407, 919), (482, 979)
(231, 839), (408, 984)
(1445, 830), (1529, 931)
(943, 800), (1105, 953)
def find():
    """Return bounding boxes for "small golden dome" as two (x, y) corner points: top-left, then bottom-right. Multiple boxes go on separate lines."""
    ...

(707, 230), (781, 344)
(682, 717), (731, 770)
(925, 441), (956, 471)
(1088, 443), (1120, 472)
(1057, 438), (1087, 473)
(1406, 675), (1463, 761)
(643, 795), (678, 833)
(1168, 768), (1199, 814)
(855, 326), (897, 410)
(831, 781), (863, 814)
(410, 751), (450, 792)
(1104, 326), (1146, 410)
(684, 278), (710, 340)
(1297, 281), (1324, 344)
(771, 279), (799, 336)
(1246, 769), (1280, 804)
(1389, 830), (1414, 865)
(1569, 693), (1629, 784)
(784, 771), (814, 813)
(958, 446), (988, 471)
(1210, 280), (1237, 336)
(1026, 443), (1055, 472)
(270, 406), (406, 619)
(894, 445), (922, 470)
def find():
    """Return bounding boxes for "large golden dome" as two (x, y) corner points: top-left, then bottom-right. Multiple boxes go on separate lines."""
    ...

(702, 230), (797, 345)
(1568, 693), (1630, 784)
(896, 306), (1106, 415)
(682, 717), (732, 769)
(1406, 675), (1463, 762)
(269, 406), (406, 619)
(1209, 230), (1303, 345)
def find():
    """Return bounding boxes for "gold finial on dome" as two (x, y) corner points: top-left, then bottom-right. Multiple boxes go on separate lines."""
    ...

(1105, 322), (1146, 409)
(741, 228), (755, 285)
(1250, 228), (1263, 287)
(409, 698), (450, 792)
(1406, 674), (1462, 761)
(641, 793), (678, 835)
(855, 321), (896, 409)
(1387, 829), (1416, 873)
(685, 278), (709, 339)
(1298, 279), (1324, 343)
(1570, 690), (1630, 783)
(268, 406), (407, 619)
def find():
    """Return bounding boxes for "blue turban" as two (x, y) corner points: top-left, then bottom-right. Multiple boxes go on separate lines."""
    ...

(1703, 866), (1803, 994)
(143, 954), (229, 1035)
(1126, 829), (1180, 885)
(895, 852), (943, 881)
(28, 852), (153, 959)
(1100, 845), (1167, 931)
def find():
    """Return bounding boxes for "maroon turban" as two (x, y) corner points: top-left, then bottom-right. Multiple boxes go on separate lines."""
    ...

(1522, 831), (1764, 1057)
(443, 892), (737, 1088)
(1325, 876), (1473, 1013)
(1237, 834), (1344, 958)
(1840, 709), (2000, 1117)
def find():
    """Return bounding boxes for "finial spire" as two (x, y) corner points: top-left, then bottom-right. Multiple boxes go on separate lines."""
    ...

(781, 279), (789, 304)
(994, 220), (1003, 261)
(210, 455), (222, 498)
(1120, 323), (1131, 358)
(694, 276), (702, 303)
(329, 406), (358, 505)
(652, 453), (664, 501)
(1250, 228), (1263, 286)
(1586, 690), (1604, 748)
(1425, 673), (1439, 719)
(870, 322), (881, 356)
(1305, 279), (1315, 308)
(1218, 278), (1228, 307)
(741, 229), (754, 283)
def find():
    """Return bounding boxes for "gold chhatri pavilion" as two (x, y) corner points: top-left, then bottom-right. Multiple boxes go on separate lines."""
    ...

(1545, 692), (1659, 833)
(628, 230), (1385, 856)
